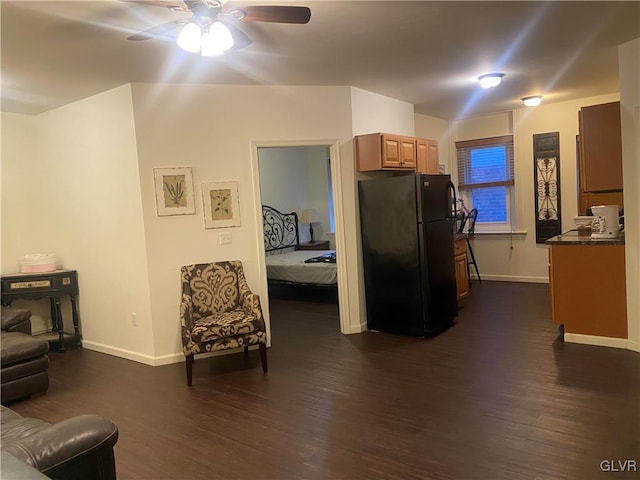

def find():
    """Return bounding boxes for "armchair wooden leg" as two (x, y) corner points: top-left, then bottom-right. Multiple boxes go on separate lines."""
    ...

(185, 354), (194, 387)
(258, 343), (268, 373)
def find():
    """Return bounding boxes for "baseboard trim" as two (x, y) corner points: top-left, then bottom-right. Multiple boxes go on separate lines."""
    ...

(472, 274), (548, 284)
(82, 341), (158, 366)
(626, 339), (640, 353)
(564, 333), (630, 350)
(82, 342), (262, 366)
(346, 321), (367, 334)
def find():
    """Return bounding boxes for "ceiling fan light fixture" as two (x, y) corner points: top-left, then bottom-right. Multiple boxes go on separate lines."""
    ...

(522, 95), (542, 107)
(177, 22), (202, 53)
(478, 73), (505, 89)
(202, 21), (234, 55)
(201, 33), (224, 56)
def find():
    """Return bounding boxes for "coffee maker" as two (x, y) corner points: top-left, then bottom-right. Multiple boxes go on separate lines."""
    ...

(590, 205), (620, 238)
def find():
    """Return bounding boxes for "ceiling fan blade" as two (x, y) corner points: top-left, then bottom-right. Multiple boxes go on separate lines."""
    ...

(127, 20), (185, 40)
(120, 0), (189, 11)
(234, 6), (311, 24)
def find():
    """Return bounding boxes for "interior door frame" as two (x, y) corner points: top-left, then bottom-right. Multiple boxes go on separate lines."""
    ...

(250, 139), (350, 335)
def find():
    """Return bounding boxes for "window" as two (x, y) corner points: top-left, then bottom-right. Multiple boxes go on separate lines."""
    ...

(456, 135), (514, 231)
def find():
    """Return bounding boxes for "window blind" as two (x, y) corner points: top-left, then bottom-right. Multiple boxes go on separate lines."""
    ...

(455, 135), (514, 190)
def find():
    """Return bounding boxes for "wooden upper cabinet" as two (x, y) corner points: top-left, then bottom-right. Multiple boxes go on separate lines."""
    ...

(400, 137), (416, 168)
(355, 133), (416, 171)
(416, 138), (439, 174)
(578, 101), (623, 192)
(381, 135), (402, 168)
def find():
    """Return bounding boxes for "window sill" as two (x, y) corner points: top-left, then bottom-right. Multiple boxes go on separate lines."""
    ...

(474, 230), (527, 237)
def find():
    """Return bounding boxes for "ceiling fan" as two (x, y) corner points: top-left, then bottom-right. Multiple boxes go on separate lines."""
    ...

(124, 0), (311, 56)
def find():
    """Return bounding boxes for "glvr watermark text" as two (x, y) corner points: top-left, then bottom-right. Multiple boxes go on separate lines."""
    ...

(600, 460), (637, 472)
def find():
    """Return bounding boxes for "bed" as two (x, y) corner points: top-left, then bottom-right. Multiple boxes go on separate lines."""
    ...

(262, 205), (338, 302)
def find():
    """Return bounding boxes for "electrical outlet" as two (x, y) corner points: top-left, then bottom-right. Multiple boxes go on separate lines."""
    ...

(219, 232), (232, 245)
(131, 313), (137, 326)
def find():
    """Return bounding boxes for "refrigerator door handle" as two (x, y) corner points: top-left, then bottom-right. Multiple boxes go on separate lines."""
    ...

(446, 181), (457, 219)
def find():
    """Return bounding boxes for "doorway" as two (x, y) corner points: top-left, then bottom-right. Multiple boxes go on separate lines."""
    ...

(250, 139), (349, 335)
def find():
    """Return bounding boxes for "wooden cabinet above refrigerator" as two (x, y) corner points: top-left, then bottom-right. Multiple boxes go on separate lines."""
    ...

(355, 133), (416, 171)
(355, 133), (439, 174)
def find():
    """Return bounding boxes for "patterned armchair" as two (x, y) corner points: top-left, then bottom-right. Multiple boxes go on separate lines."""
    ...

(180, 261), (268, 386)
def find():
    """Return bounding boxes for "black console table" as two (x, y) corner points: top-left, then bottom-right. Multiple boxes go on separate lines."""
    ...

(1, 270), (82, 352)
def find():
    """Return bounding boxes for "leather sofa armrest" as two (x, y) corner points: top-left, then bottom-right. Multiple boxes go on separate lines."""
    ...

(1, 307), (32, 334)
(3, 414), (118, 478)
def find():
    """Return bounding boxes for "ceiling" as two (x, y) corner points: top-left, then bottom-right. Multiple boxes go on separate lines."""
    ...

(2, 1), (639, 118)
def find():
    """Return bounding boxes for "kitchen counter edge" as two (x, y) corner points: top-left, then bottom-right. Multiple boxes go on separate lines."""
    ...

(546, 231), (625, 246)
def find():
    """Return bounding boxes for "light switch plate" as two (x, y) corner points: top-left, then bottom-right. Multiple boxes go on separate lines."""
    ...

(219, 232), (232, 245)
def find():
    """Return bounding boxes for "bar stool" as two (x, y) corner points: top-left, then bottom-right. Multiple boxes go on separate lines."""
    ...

(465, 208), (481, 282)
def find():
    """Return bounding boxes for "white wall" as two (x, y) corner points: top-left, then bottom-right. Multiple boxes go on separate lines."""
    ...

(1, 113), (51, 332)
(1, 114), (40, 271)
(351, 87), (415, 136)
(619, 38), (640, 352)
(453, 112), (513, 143)
(2, 85), (155, 359)
(130, 84), (361, 358)
(449, 94), (620, 283)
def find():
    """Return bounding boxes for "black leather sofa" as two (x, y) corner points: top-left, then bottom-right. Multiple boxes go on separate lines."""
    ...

(1, 405), (119, 480)
(1, 307), (50, 402)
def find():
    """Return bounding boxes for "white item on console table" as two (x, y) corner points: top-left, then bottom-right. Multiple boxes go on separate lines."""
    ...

(20, 253), (57, 273)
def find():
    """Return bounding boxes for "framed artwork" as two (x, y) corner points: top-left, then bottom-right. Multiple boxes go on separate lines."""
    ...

(533, 132), (561, 243)
(202, 181), (241, 229)
(153, 167), (196, 216)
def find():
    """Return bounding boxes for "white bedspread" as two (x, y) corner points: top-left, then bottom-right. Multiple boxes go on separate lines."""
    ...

(265, 250), (337, 285)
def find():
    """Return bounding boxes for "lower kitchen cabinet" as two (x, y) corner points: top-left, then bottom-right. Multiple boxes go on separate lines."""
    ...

(548, 243), (627, 338)
(454, 237), (469, 302)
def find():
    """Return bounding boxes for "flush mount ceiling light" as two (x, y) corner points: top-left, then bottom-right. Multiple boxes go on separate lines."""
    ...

(478, 73), (505, 89)
(522, 95), (543, 107)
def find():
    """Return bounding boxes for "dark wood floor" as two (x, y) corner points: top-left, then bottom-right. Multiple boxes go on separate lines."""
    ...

(8, 281), (640, 480)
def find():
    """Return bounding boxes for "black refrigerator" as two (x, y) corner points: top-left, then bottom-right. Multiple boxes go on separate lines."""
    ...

(358, 173), (458, 336)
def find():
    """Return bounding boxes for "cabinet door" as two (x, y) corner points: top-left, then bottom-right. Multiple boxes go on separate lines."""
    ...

(416, 139), (439, 174)
(548, 249), (556, 323)
(426, 140), (439, 173)
(579, 101), (623, 192)
(454, 239), (469, 301)
(381, 134), (403, 168)
(455, 253), (469, 301)
(416, 139), (429, 173)
(400, 137), (416, 168)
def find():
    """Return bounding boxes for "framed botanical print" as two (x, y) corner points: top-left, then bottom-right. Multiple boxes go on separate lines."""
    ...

(201, 181), (241, 229)
(153, 167), (196, 216)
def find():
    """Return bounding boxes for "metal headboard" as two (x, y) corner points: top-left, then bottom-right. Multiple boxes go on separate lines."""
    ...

(262, 205), (299, 252)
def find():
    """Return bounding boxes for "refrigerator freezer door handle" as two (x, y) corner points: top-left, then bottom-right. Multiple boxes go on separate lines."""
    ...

(446, 181), (457, 219)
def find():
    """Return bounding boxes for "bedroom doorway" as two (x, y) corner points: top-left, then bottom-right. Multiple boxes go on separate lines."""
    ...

(252, 140), (347, 335)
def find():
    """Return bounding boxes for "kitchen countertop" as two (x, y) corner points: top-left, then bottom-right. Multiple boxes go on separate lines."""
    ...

(546, 230), (625, 245)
